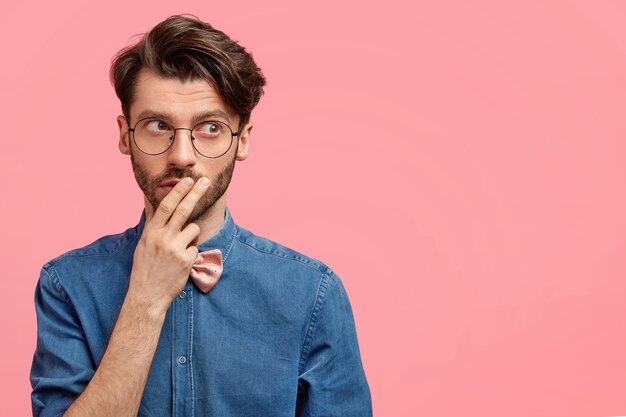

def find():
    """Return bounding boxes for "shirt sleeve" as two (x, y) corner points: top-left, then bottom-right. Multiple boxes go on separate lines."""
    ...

(30, 264), (95, 417)
(296, 269), (373, 417)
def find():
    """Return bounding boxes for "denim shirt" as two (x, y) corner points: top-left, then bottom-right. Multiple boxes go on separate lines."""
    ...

(30, 206), (372, 417)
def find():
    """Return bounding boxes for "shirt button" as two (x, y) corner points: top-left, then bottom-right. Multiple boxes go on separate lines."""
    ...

(178, 290), (187, 299)
(178, 356), (187, 365)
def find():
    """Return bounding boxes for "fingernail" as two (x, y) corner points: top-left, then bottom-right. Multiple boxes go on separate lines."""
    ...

(183, 178), (193, 186)
(199, 177), (209, 186)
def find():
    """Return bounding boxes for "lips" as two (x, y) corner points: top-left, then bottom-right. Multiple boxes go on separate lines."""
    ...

(159, 179), (182, 187)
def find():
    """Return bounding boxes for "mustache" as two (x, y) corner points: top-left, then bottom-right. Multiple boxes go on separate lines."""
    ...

(155, 169), (204, 184)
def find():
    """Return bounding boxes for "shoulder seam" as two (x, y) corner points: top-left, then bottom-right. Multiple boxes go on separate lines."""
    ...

(50, 228), (138, 261)
(298, 268), (334, 374)
(42, 263), (72, 304)
(234, 231), (326, 273)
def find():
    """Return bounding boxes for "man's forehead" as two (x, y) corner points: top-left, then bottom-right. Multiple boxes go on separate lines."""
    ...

(131, 68), (237, 123)
(135, 68), (220, 101)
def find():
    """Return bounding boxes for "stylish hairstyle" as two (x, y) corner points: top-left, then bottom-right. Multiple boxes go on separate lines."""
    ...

(110, 15), (266, 130)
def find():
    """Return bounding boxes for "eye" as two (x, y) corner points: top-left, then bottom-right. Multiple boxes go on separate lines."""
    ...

(195, 121), (222, 136)
(145, 119), (170, 132)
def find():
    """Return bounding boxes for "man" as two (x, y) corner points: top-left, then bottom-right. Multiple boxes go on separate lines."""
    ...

(30, 15), (372, 417)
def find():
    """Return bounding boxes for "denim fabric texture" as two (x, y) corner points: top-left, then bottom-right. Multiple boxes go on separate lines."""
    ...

(30, 206), (372, 417)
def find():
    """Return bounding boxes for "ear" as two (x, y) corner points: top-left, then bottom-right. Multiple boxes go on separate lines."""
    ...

(235, 122), (252, 161)
(118, 115), (131, 155)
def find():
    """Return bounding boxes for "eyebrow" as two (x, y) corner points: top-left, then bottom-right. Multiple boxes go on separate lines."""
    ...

(134, 109), (232, 126)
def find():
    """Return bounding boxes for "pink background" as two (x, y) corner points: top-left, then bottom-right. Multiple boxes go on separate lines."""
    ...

(2, 1), (626, 416)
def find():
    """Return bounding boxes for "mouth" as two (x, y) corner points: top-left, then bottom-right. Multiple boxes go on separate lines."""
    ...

(159, 178), (182, 187)
(160, 184), (175, 191)
(158, 178), (182, 194)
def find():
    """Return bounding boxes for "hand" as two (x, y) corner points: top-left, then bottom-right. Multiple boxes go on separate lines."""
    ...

(127, 177), (211, 314)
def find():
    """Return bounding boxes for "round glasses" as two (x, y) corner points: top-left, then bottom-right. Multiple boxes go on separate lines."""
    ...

(129, 118), (239, 158)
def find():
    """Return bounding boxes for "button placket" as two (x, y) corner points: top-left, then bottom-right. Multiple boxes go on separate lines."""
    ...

(172, 281), (193, 416)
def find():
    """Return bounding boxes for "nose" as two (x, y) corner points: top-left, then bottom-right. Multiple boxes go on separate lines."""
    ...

(166, 128), (198, 168)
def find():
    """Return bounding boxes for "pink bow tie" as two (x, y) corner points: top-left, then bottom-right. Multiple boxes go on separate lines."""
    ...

(190, 249), (223, 293)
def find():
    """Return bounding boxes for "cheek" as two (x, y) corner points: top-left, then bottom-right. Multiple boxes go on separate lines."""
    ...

(131, 155), (161, 183)
(138, 158), (164, 176)
(198, 161), (227, 180)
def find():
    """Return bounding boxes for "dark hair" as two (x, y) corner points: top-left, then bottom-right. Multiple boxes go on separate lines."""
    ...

(110, 15), (266, 130)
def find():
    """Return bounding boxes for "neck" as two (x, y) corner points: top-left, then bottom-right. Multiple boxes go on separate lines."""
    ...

(193, 193), (228, 245)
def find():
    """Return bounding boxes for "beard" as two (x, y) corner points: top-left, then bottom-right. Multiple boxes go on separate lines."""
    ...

(130, 144), (237, 229)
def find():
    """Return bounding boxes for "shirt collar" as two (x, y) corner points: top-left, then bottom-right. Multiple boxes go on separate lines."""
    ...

(135, 205), (238, 264)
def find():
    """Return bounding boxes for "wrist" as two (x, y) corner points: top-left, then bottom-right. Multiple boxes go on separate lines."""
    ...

(123, 285), (169, 322)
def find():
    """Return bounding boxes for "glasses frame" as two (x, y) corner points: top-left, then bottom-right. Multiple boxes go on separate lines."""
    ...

(128, 117), (240, 158)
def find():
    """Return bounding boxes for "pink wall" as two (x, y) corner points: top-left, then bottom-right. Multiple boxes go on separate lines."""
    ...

(2, 1), (626, 416)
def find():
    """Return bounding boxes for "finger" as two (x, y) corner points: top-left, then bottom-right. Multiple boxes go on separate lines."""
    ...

(167, 177), (211, 231)
(151, 177), (194, 228)
(186, 245), (199, 262)
(177, 222), (201, 248)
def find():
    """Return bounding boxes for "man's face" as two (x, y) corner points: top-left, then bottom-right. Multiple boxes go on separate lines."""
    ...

(117, 68), (251, 226)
